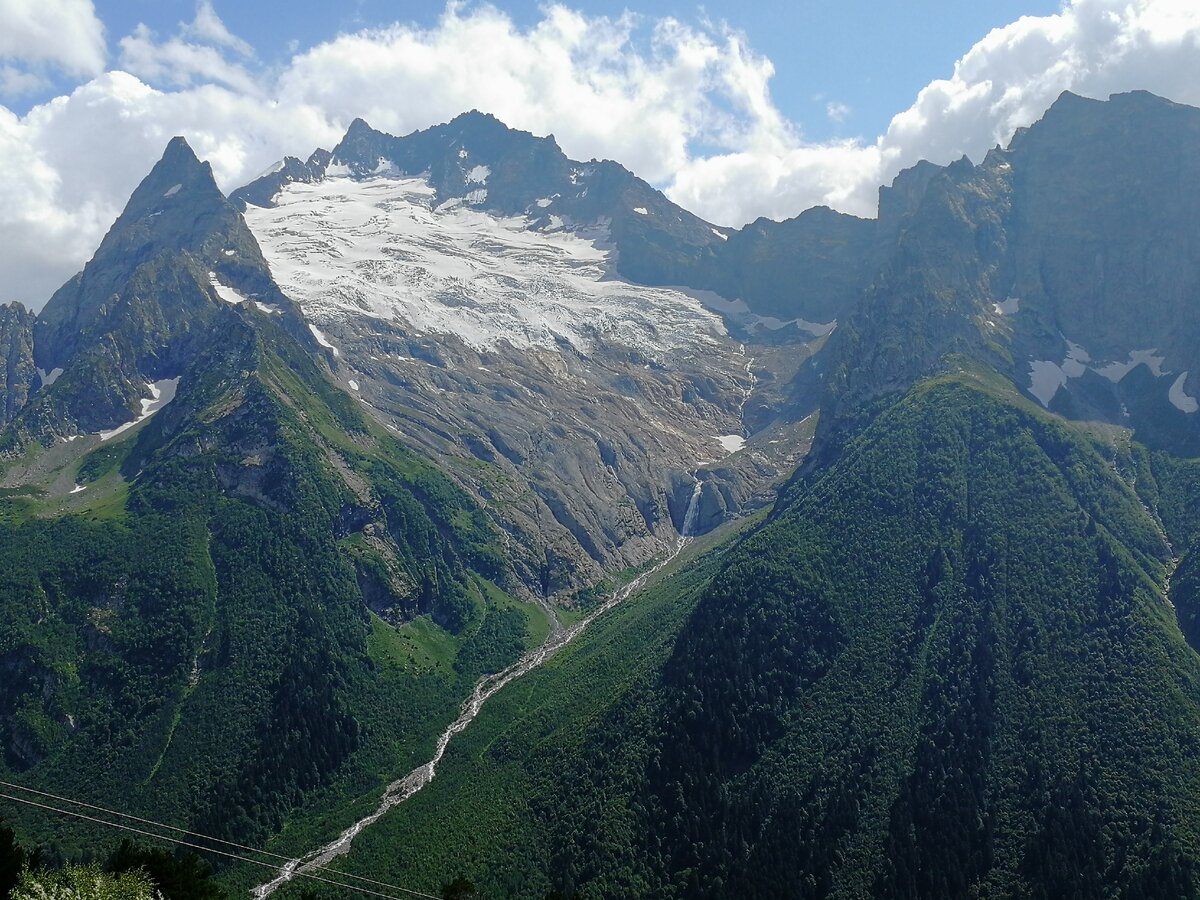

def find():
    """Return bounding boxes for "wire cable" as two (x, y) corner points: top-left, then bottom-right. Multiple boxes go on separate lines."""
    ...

(0, 779), (434, 899)
(0, 790), (440, 900)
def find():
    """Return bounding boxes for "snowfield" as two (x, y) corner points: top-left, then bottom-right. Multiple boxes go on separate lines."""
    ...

(98, 378), (181, 441)
(243, 173), (729, 354)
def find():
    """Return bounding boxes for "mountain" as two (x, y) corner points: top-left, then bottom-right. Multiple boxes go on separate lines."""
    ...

(11, 138), (300, 443)
(3, 89), (1200, 900)
(249, 92), (1200, 899)
(230, 111), (831, 591)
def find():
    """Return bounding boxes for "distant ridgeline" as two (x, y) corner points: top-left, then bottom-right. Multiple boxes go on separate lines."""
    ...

(1, 89), (1200, 899)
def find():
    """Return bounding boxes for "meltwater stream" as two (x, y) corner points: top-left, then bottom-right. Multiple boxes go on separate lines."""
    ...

(252, 479), (704, 897)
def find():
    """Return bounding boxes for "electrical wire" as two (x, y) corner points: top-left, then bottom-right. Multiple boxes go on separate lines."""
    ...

(0, 790), (440, 900)
(0, 779), (419, 898)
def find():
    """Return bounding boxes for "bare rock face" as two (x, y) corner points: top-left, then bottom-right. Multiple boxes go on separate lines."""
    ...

(818, 90), (1200, 457)
(0, 303), (36, 426)
(229, 113), (837, 590)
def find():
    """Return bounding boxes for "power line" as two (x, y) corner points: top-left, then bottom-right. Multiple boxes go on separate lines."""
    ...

(0, 779), (422, 898)
(0, 791), (440, 900)
(0, 780), (297, 862)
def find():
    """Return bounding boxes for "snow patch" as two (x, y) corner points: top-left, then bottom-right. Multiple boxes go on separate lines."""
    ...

(1028, 360), (1067, 407)
(163, 183), (182, 197)
(308, 324), (340, 356)
(244, 174), (728, 354)
(711, 228), (728, 241)
(38, 367), (63, 388)
(348, 380), (360, 392)
(716, 434), (746, 454)
(70, 484), (87, 494)
(693, 291), (835, 336)
(457, 148), (468, 159)
(464, 188), (487, 205)
(535, 197), (553, 208)
(633, 207), (648, 215)
(98, 378), (181, 442)
(1169, 372), (1199, 413)
(1061, 341), (1091, 378)
(1096, 349), (1168, 382)
(372, 157), (398, 176)
(255, 302), (282, 315)
(992, 296), (1020, 316)
(466, 165), (490, 184)
(255, 159), (287, 180)
(223, 249), (235, 256)
(209, 274), (248, 305)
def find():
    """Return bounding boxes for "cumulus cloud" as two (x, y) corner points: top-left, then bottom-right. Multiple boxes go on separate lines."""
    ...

(0, 0), (106, 81)
(2, 0), (1200, 307)
(185, 0), (254, 57)
(119, 23), (259, 93)
(271, 6), (756, 184)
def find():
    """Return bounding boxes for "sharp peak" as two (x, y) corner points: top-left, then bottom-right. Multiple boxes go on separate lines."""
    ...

(344, 116), (378, 136)
(144, 135), (217, 187)
(165, 134), (195, 152)
(158, 135), (204, 167)
(119, 135), (223, 219)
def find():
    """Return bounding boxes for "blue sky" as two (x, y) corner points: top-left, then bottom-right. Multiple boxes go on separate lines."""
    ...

(3, 0), (1200, 306)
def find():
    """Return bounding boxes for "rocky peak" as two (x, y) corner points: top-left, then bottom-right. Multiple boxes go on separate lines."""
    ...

(93, 137), (230, 253)
(25, 136), (292, 436)
(329, 117), (395, 173)
(326, 111), (573, 216)
(230, 148), (331, 210)
(877, 159), (945, 230)
(811, 89), (1200, 457)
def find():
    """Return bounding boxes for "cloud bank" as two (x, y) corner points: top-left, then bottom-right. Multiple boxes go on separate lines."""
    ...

(2, 0), (1200, 307)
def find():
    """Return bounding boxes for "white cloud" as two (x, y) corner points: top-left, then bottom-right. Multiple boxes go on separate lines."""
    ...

(271, 5), (751, 184)
(3, 0), (1200, 308)
(184, 0), (254, 57)
(0, 65), (48, 97)
(825, 101), (851, 124)
(118, 21), (259, 94)
(0, 0), (106, 82)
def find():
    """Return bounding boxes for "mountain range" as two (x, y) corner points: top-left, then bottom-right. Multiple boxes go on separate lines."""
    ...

(1, 88), (1200, 898)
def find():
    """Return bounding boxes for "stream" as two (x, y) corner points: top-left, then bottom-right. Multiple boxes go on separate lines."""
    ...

(252, 480), (704, 897)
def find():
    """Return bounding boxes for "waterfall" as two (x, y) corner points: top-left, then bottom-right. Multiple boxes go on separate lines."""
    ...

(680, 477), (702, 540)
